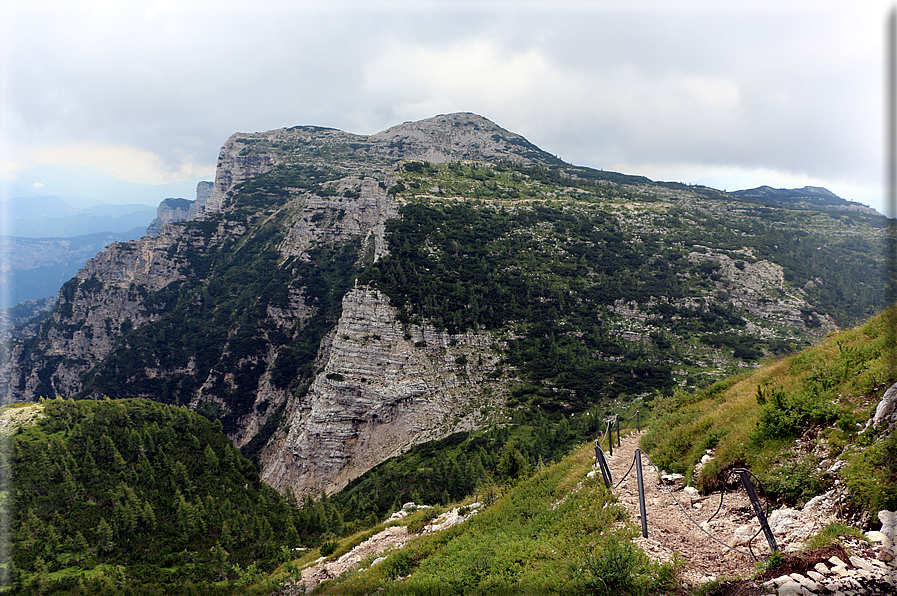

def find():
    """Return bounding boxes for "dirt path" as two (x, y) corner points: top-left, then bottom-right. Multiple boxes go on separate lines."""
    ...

(602, 431), (768, 584)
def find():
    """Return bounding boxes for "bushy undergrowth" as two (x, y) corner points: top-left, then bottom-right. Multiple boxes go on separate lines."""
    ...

(640, 307), (896, 519)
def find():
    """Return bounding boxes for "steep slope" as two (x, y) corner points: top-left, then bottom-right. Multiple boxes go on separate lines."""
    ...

(2, 398), (318, 594)
(0, 229), (149, 307)
(1, 113), (889, 501)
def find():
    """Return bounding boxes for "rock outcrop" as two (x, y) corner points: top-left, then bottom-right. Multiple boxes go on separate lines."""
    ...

(260, 284), (504, 496)
(146, 198), (195, 236)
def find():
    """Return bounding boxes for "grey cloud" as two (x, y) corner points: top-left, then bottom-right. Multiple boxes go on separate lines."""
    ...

(2, 1), (888, 209)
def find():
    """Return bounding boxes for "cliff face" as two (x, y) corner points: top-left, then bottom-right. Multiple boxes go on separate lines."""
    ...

(2, 112), (888, 499)
(146, 198), (195, 237)
(260, 285), (504, 496)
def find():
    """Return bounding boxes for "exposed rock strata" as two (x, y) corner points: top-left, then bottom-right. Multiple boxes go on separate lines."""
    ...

(146, 197), (195, 237)
(260, 284), (503, 497)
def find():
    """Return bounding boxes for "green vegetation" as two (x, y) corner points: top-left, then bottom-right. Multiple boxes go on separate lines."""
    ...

(640, 307), (897, 518)
(329, 405), (627, 526)
(360, 172), (886, 412)
(3, 398), (334, 595)
(316, 442), (678, 595)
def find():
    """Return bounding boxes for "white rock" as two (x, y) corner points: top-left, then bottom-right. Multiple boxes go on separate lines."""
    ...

(776, 579), (803, 596)
(878, 510), (897, 541)
(866, 530), (892, 547)
(768, 508), (801, 535)
(790, 573), (819, 591)
(849, 556), (874, 572)
(806, 570), (825, 582)
(660, 473), (684, 484)
(870, 381), (897, 430)
(732, 524), (757, 546)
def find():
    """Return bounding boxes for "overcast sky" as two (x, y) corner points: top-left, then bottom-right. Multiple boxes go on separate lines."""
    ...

(1, 0), (893, 215)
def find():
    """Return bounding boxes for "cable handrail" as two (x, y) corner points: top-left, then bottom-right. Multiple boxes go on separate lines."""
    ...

(591, 411), (777, 562)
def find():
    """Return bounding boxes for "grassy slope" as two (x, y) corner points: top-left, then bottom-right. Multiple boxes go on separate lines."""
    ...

(306, 440), (677, 596)
(640, 306), (897, 518)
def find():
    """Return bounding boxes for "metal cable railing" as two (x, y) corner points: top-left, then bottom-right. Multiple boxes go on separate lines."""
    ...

(591, 414), (777, 561)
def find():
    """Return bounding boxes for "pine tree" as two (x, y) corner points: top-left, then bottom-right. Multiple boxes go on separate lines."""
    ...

(96, 518), (113, 553)
(204, 445), (219, 472)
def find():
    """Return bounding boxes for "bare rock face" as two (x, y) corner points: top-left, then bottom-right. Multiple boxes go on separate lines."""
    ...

(687, 246), (836, 335)
(870, 382), (897, 431)
(146, 197), (195, 237)
(260, 284), (504, 497)
(147, 182), (213, 236)
(370, 112), (552, 165)
(2, 226), (192, 401)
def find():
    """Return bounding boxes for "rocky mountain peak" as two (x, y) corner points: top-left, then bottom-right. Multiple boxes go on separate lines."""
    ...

(369, 112), (553, 165)
(202, 113), (557, 214)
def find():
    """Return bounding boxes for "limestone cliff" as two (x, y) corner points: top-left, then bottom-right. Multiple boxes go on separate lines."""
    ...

(260, 284), (504, 496)
(146, 198), (195, 237)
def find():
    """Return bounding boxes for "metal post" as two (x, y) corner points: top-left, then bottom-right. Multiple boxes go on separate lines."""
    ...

(594, 440), (613, 489)
(635, 449), (648, 538)
(605, 419), (613, 457)
(615, 414), (621, 447)
(636, 410), (641, 432)
(735, 469), (778, 553)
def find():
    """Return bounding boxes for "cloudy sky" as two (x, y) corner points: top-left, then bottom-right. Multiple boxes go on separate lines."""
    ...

(1, 0), (893, 214)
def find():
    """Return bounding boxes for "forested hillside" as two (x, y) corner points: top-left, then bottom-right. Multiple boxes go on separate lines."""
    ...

(2, 399), (343, 594)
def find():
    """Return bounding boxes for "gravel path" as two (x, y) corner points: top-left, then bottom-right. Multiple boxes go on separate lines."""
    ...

(602, 431), (767, 584)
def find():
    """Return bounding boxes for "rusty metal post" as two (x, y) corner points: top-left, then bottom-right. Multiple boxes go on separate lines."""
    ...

(635, 449), (648, 538)
(735, 469), (778, 553)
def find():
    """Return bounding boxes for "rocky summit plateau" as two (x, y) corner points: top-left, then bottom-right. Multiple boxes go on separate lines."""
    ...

(0, 112), (888, 500)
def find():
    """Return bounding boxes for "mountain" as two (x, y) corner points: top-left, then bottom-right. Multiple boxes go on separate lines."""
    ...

(1, 183), (214, 310)
(1, 113), (889, 504)
(730, 185), (880, 214)
(2, 196), (157, 238)
(0, 229), (147, 308)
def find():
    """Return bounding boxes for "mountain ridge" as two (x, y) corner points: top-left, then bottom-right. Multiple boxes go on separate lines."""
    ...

(1, 113), (888, 500)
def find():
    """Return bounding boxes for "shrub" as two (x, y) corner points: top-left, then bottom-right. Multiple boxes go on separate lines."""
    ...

(569, 539), (676, 596)
(763, 458), (826, 506)
(843, 433), (897, 519)
(752, 390), (839, 442)
(319, 540), (339, 557)
(406, 507), (442, 534)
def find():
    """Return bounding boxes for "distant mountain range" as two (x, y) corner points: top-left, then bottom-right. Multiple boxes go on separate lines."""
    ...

(0, 229), (148, 307)
(2, 195), (157, 238)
